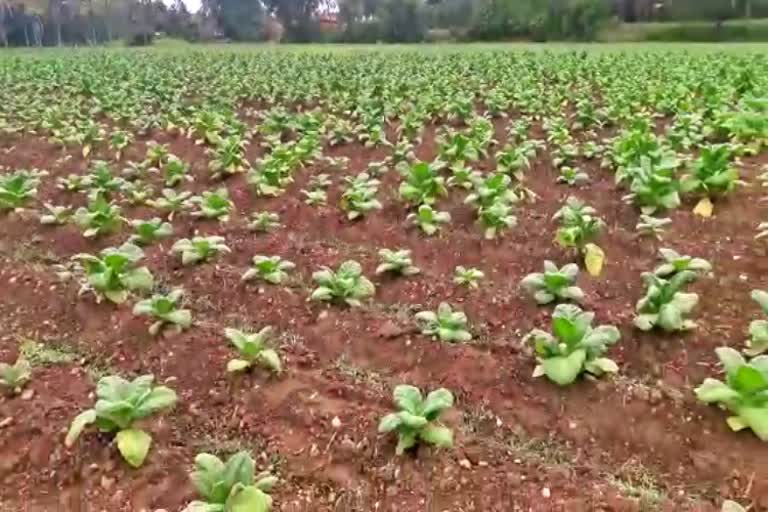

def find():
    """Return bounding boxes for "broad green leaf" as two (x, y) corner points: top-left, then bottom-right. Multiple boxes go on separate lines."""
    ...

(222, 451), (255, 490)
(257, 349), (282, 374)
(422, 388), (454, 419)
(541, 349), (587, 386)
(226, 485), (271, 512)
(739, 407), (768, 441)
(122, 267), (154, 291)
(135, 386), (177, 418)
(397, 411), (429, 429)
(585, 357), (619, 375)
(733, 366), (768, 394)
(418, 424), (454, 448)
(393, 385), (422, 414)
(378, 413), (401, 433)
(227, 359), (252, 373)
(191, 453), (226, 501)
(716, 347), (747, 377)
(695, 378), (740, 404)
(116, 428), (152, 468)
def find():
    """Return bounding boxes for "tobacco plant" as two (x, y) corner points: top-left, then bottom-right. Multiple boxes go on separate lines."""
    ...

(453, 266), (484, 289)
(66, 375), (177, 467)
(520, 261), (584, 304)
(242, 255), (295, 284)
(224, 327), (282, 374)
(172, 236), (231, 265)
(525, 304), (620, 386)
(376, 249), (420, 276)
(249, 211), (281, 232)
(746, 290), (768, 356)
(0, 358), (31, 394)
(407, 204), (451, 236)
(133, 289), (192, 336)
(634, 271), (699, 331)
(695, 347), (768, 441)
(310, 260), (375, 307)
(553, 197), (603, 251)
(187, 451), (277, 512)
(72, 243), (154, 304)
(378, 385), (454, 455)
(653, 248), (711, 278)
(415, 303), (471, 343)
(129, 217), (173, 246)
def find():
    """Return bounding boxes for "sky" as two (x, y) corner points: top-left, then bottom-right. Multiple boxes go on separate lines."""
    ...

(164, 0), (202, 13)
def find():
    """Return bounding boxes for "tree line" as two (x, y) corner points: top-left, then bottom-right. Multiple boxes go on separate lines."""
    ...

(1, 0), (767, 46)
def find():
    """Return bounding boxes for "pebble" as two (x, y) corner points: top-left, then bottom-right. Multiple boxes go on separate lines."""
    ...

(458, 458), (472, 469)
(331, 416), (341, 428)
(100, 475), (115, 490)
(21, 389), (35, 400)
(541, 487), (551, 498)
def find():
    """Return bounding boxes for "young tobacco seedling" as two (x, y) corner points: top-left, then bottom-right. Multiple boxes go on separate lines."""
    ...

(635, 214), (672, 240)
(653, 248), (711, 278)
(0, 170), (40, 210)
(171, 236), (231, 266)
(447, 162), (481, 190)
(311, 260), (375, 307)
(189, 189), (233, 222)
(453, 266), (484, 289)
(224, 327), (282, 374)
(634, 271), (699, 332)
(249, 211), (281, 232)
(242, 255), (295, 284)
(302, 188), (327, 206)
(525, 304), (620, 386)
(340, 172), (382, 220)
(376, 249), (420, 276)
(622, 157), (681, 215)
(129, 217), (173, 246)
(399, 161), (447, 206)
(133, 289), (192, 336)
(0, 358), (31, 394)
(556, 166), (590, 186)
(73, 195), (123, 238)
(378, 385), (454, 455)
(695, 347), (768, 441)
(553, 197), (604, 251)
(147, 189), (192, 220)
(163, 157), (192, 187)
(407, 204), (451, 236)
(746, 290), (768, 356)
(415, 303), (472, 343)
(478, 199), (517, 240)
(187, 451), (277, 512)
(72, 243), (154, 304)
(65, 375), (177, 467)
(520, 261), (584, 305)
(681, 144), (741, 198)
(39, 203), (72, 225)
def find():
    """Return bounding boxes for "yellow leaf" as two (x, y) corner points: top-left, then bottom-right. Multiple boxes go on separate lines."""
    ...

(693, 197), (713, 218)
(584, 243), (605, 277)
(82, 145), (91, 158)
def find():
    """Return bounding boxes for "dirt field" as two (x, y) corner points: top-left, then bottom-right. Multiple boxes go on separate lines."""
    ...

(0, 47), (767, 511)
